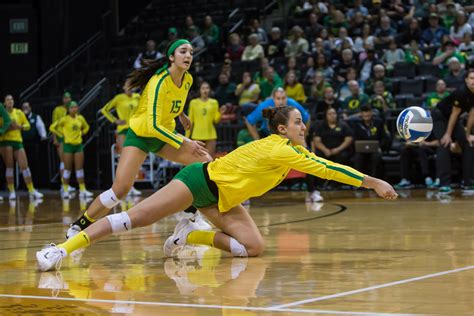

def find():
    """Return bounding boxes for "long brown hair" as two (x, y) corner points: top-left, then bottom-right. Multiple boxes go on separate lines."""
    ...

(126, 39), (182, 90)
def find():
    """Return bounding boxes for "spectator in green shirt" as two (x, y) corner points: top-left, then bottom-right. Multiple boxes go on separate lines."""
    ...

(433, 39), (466, 77)
(252, 58), (270, 85)
(405, 40), (424, 65)
(258, 67), (283, 100)
(157, 27), (179, 54)
(202, 15), (220, 45)
(441, 2), (457, 29)
(425, 79), (450, 109)
(342, 80), (369, 117)
(369, 80), (395, 118)
(183, 15), (200, 38)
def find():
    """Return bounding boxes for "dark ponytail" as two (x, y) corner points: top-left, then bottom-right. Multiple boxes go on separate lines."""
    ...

(126, 39), (184, 90)
(126, 57), (169, 90)
(262, 106), (296, 134)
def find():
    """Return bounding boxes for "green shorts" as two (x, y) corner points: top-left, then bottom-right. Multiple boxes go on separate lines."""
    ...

(173, 162), (219, 209)
(63, 143), (84, 153)
(0, 141), (24, 150)
(123, 128), (173, 153)
(118, 128), (129, 136)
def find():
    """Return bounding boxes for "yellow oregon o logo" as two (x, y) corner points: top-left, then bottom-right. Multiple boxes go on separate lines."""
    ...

(348, 100), (360, 109)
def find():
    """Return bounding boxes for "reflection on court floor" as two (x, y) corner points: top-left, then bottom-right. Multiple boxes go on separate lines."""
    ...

(0, 190), (472, 315)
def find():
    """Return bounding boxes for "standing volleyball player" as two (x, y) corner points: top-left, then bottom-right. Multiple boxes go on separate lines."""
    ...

(1, 95), (43, 200)
(37, 106), (398, 271)
(187, 81), (225, 157)
(432, 69), (474, 194)
(51, 92), (75, 193)
(65, 39), (212, 239)
(50, 101), (93, 199)
(0, 102), (12, 201)
(100, 83), (141, 196)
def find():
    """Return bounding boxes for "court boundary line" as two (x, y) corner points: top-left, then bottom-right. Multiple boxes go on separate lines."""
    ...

(0, 204), (347, 250)
(272, 265), (474, 309)
(0, 293), (421, 315)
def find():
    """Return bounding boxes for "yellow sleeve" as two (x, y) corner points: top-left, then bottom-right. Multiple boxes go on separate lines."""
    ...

(49, 118), (64, 138)
(186, 99), (195, 138)
(52, 107), (60, 123)
(271, 143), (365, 187)
(147, 77), (184, 149)
(19, 111), (30, 131)
(80, 115), (90, 135)
(212, 100), (221, 124)
(100, 97), (119, 123)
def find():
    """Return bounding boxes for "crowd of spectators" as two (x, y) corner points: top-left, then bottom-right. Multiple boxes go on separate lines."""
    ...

(125, 0), (474, 191)
(3, 1), (473, 195)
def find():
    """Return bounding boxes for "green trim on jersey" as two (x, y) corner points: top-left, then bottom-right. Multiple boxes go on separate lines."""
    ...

(152, 72), (183, 147)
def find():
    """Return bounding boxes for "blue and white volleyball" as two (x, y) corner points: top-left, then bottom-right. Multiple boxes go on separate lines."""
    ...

(396, 106), (433, 143)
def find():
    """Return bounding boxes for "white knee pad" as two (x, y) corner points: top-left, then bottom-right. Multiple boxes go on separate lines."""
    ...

(106, 212), (132, 233)
(22, 168), (32, 178)
(5, 168), (14, 177)
(59, 162), (65, 171)
(100, 188), (120, 208)
(63, 169), (71, 179)
(229, 238), (248, 257)
(76, 169), (84, 178)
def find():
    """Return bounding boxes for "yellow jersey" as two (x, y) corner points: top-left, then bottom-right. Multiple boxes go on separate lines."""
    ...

(285, 83), (307, 104)
(208, 134), (365, 212)
(49, 114), (90, 145)
(100, 93), (140, 132)
(52, 105), (68, 124)
(188, 97), (220, 140)
(129, 69), (193, 149)
(3, 108), (30, 143)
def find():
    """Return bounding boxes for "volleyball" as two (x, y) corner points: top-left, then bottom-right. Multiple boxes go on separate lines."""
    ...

(396, 106), (433, 143)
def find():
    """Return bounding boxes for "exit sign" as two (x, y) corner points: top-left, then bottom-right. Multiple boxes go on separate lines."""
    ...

(10, 19), (28, 33)
(11, 43), (29, 54)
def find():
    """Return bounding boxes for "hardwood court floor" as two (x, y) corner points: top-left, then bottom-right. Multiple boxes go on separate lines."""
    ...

(0, 189), (472, 315)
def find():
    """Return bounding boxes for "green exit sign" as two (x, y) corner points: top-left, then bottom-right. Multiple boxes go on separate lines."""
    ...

(10, 19), (28, 33)
(11, 42), (29, 55)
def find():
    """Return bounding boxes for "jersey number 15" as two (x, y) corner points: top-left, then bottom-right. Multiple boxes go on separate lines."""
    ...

(170, 100), (182, 113)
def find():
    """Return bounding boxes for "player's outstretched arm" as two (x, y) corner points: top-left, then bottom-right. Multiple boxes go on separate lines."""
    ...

(361, 175), (398, 200)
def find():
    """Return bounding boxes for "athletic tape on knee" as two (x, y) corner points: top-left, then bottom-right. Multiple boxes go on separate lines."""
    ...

(5, 168), (14, 177)
(100, 188), (120, 208)
(106, 212), (132, 233)
(63, 169), (71, 179)
(22, 168), (31, 178)
(229, 238), (248, 257)
(76, 169), (84, 178)
(59, 162), (65, 171)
